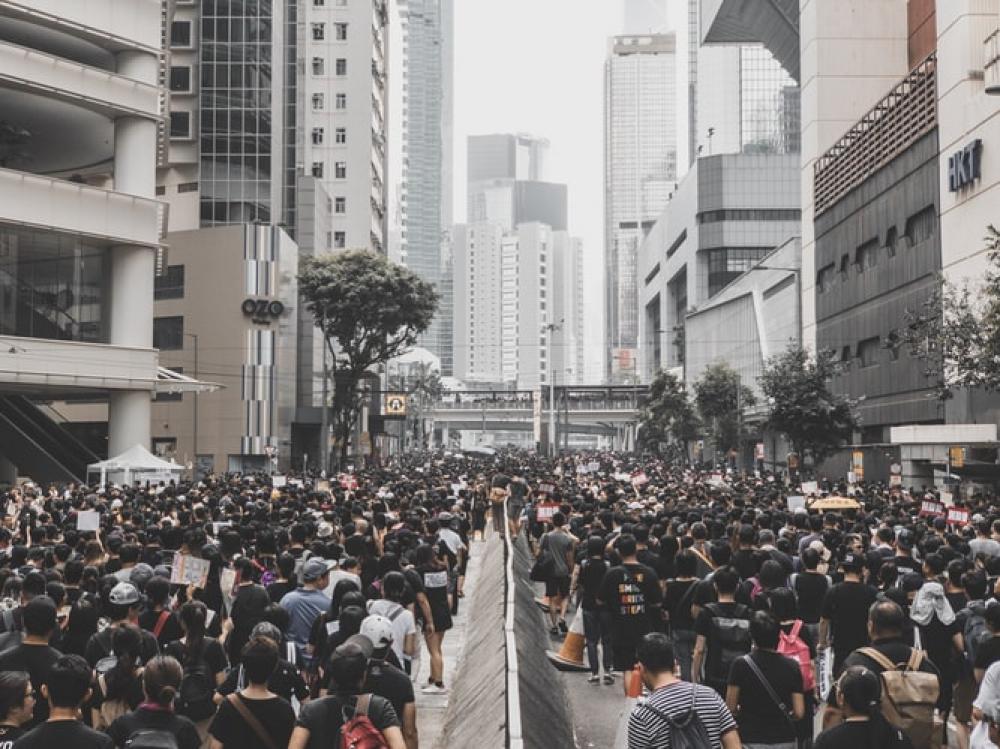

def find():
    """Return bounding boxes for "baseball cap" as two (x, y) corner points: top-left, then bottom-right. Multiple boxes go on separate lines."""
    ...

(108, 581), (142, 606)
(129, 563), (155, 588)
(317, 522), (334, 539)
(302, 557), (334, 582)
(360, 614), (394, 652)
(840, 552), (864, 571)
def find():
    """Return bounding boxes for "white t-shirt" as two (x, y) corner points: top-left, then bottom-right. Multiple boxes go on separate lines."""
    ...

(367, 599), (418, 664)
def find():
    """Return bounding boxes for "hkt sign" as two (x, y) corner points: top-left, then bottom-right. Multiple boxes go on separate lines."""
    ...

(948, 139), (982, 192)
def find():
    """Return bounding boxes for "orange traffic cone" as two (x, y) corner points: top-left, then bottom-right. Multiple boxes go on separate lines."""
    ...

(546, 608), (589, 672)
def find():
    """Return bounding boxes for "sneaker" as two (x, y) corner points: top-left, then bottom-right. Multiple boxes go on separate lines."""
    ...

(603, 674), (615, 685)
(558, 619), (569, 634)
(421, 683), (447, 694)
(587, 674), (601, 684)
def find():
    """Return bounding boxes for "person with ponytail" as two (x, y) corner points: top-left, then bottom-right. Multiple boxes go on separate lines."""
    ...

(814, 666), (913, 749)
(105, 655), (201, 749)
(91, 625), (144, 729)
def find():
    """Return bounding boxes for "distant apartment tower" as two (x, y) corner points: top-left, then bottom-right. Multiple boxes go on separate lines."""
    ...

(300, 0), (389, 254)
(396, 0), (454, 372)
(552, 232), (585, 386)
(453, 223), (504, 383)
(604, 33), (678, 383)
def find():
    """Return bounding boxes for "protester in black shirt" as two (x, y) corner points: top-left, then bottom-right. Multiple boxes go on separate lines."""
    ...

(13, 654), (113, 749)
(106, 655), (201, 749)
(137, 576), (182, 648)
(662, 550), (699, 681)
(820, 553), (878, 675)
(0, 597), (60, 730)
(792, 547), (831, 640)
(208, 637), (295, 749)
(265, 553), (297, 604)
(693, 567), (752, 696)
(0, 672), (34, 747)
(572, 536), (613, 683)
(216, 622), (307, 707)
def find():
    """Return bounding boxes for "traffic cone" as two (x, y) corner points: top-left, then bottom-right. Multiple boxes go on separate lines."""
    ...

(546, 608), (590, 671)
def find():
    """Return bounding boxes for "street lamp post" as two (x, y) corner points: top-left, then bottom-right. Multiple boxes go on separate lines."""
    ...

(543, 319), (564, 456)
(184, 332), (199, 470)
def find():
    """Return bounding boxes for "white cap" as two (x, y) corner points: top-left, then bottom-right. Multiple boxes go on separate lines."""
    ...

(360, 614), (394, 651)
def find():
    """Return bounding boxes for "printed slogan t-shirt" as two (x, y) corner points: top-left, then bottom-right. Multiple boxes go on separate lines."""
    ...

(599, 562), (662, 642)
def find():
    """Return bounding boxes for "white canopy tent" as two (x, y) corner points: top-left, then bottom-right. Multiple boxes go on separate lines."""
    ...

(87, 444), (183, 487)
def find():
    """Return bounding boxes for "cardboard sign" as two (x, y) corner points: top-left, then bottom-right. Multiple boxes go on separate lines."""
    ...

(786, 495), (806, 512)
(947, 508), (970, 525)
(919, 500), (945, 517)
(76, 510), (100, 532)
(801, 481), (819, 496)
(170, 552), (210, 589)
(271, 475), (287, 488)
(536, 503), (560, 522)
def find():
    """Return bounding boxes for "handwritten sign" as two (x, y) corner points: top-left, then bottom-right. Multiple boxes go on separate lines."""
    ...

(786, 496), (806, 512)
(919, 500), (945, 517)
(947, 508), (970, 525)
(170, 552), (210, 589)
(536, 503), (560, 522)
(800, 481), (819, 496)
(76, 510), (100, 532)
(271, 475), (287, 488)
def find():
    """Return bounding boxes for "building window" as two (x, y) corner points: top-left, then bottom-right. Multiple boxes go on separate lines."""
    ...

(312, 93), (324, 110)
(169, 66), (192, 93)
(334, 162), (346, 178)
(312, 23), (325, 40)
(335, 93), (347, 109)
(312, 127), (324, 145)
(855, 238), (879, 271)
(151, 437), (177, 456)
(335, 127), (346, 144)
(153, 316), (184, 351)
(885, 227), (898, 258)
(169, 111), (192, 140)
(817, 264), (836, 293)
(170, 21), (192, 48)
(154, 265), (185, 300)
(335, 58), (347, 76)
(335, 22), (348, 40)
(314, 0), (324, 5)
(311, 162), (324, 178)
(858, 337), (881, 368)
(334, 231), (346, 248)
(905, 205), (937, 247)
(177, 181), (198, 193)
(334, 197), (346, 213)
(838, 254), (850, 282)
(155, 185), (166, 196)
(312, 57), (324, 75)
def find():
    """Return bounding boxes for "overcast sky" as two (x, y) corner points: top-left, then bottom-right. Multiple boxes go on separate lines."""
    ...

(453, 0), (626, 380)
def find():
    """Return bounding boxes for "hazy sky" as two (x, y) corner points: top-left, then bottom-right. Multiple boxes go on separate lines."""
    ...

(453, 0), (626, 379)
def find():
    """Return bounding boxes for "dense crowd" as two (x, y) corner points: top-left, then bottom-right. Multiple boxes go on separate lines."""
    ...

(0, 452), (490, 749)
(510, 454), (1000, 749)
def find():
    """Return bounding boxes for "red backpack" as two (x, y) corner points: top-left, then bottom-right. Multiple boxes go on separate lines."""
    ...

(340, 695), (390, 749)
(777, 620), (815, 691)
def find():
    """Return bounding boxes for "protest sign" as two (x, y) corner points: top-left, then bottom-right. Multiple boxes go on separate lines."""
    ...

(947, 507), (970, 525)
(536, 503), (560, 522)
(76, 510), (100, 532)
(919, 500), (945, 517)
(538, 482), (556, 495)
(786, 496), (806, 512)
(271, 475), (287, 488)
(800, 481), (819, 496)
(171, 552), (210, 589)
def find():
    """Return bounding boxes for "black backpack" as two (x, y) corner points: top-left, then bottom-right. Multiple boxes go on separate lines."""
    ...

(704, 602), (751, 688)
(176, 641), (217, 721)
(125, 729), (179, 749)
(639, 684), (713, 749)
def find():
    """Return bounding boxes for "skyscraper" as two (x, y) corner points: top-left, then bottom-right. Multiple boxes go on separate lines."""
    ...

(604, 33), (678, 383)
(396, 0), (454, 371)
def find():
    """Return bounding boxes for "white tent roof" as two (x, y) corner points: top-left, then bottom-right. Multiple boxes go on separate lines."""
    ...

(87, 444), (182, 474)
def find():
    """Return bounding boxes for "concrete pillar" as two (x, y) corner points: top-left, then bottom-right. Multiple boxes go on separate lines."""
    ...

(108, 50), (158, 457)
(0, 456), (17, 486)
(441, 425), (450, 448)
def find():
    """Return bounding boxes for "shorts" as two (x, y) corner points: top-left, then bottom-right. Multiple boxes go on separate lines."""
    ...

(507, 502), (524, 520)
(954, 672), (975, 723)
(545, 576), (570, 598)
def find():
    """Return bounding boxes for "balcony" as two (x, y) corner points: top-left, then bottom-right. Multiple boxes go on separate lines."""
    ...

(0, 0), (163, 53)
(0, 168), (165, 249)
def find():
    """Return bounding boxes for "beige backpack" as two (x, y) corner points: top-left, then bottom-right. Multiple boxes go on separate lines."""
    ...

(857, 647), (941, 749)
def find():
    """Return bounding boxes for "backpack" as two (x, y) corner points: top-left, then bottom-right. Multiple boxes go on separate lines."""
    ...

(125, 730), (179, 749)
(777, 619), (815, 691)
(340, 694), (390, 749)
(858, 647), (941, 749)
(94, 673), (131, 730)
(176, 641), (217, 721)
(704, 603), (751, 688)
(962, 601), (990, 667)
(639, 684), (712, 749)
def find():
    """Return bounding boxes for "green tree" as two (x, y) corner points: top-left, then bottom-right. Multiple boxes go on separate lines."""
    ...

(637, 370), (699, 461)
(299, 251), (439, 468)
(693, 363), (755, 457)
(760, 345), (858, 468)
(900, 226), (1000, 401)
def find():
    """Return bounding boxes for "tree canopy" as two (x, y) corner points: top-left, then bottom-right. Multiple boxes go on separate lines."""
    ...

(693, 363), (755, 455)
(637, 369), (699, 461)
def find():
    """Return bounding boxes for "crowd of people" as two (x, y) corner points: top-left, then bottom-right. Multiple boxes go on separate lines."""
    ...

(0, 452), (489, 749)
(507, 454), (1000, 749)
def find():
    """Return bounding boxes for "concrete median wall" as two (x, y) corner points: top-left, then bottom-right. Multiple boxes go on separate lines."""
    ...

(438, 532), (507, 748)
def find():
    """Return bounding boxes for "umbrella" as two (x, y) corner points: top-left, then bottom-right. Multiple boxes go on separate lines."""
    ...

(808, 496), (860, 511)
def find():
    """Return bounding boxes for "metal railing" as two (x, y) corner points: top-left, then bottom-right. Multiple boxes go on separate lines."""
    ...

(814, 54), (937, 215)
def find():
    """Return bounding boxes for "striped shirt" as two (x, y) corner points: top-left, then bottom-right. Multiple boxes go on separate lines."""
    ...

(627, 680), (737, 749)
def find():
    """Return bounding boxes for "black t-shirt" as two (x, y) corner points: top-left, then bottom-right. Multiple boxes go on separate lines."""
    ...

(0, 644), (60, 728)
(792, 572), (830, 624)
(663, 579), (697, 631)
(295, 693), (400, 749)
(728, 649), (803, 743)
(975, 634), (1000, 670)
(577, 558), (609, 611)
(107, 708), (201, 749)
(137, 609), (183, 648)
(266, 580), (296, 603)
(218, 659), (308, 704)
(11, 719), (113, 749)
(208, 694), (296, 749)
(364, 660), (415, 724)
(814, 718), (913, 749)
(821, 581), (878, 660)
(0, 725), (23, 749)
(85, 625), (160, 668)
(733, 548), (762, 581)
(165, 637), (229, 677)
(598, 563), (662, 639)
(637, 549), (668, 580)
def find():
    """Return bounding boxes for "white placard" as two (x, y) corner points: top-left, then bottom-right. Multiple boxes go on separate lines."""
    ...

(786, 496), (806, 512)
(272, 475), (287, 488)
(170, 552), (210, 589)
(76, 510), (100, 532)
(801, 481), (819, 496)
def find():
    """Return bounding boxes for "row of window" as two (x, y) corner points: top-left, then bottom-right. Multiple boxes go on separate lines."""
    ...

(837, 336), (899, 369)
(816, 205), (937, 293)
(311, 127), (347, 145)
(312, 92), (348, 110)
(311, 57), (348, 76)
(310, 161), (347, 179)
(311, 22), (348, 41)
(697, 208), (802, 224)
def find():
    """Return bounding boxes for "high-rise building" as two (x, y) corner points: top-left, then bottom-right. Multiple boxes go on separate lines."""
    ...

(551, 232), (585, 386)
(453, 223), (505, 383)
(395, 0), (453, 372)
(604, 33), (678, 383)
(0, 0), (170, 480)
